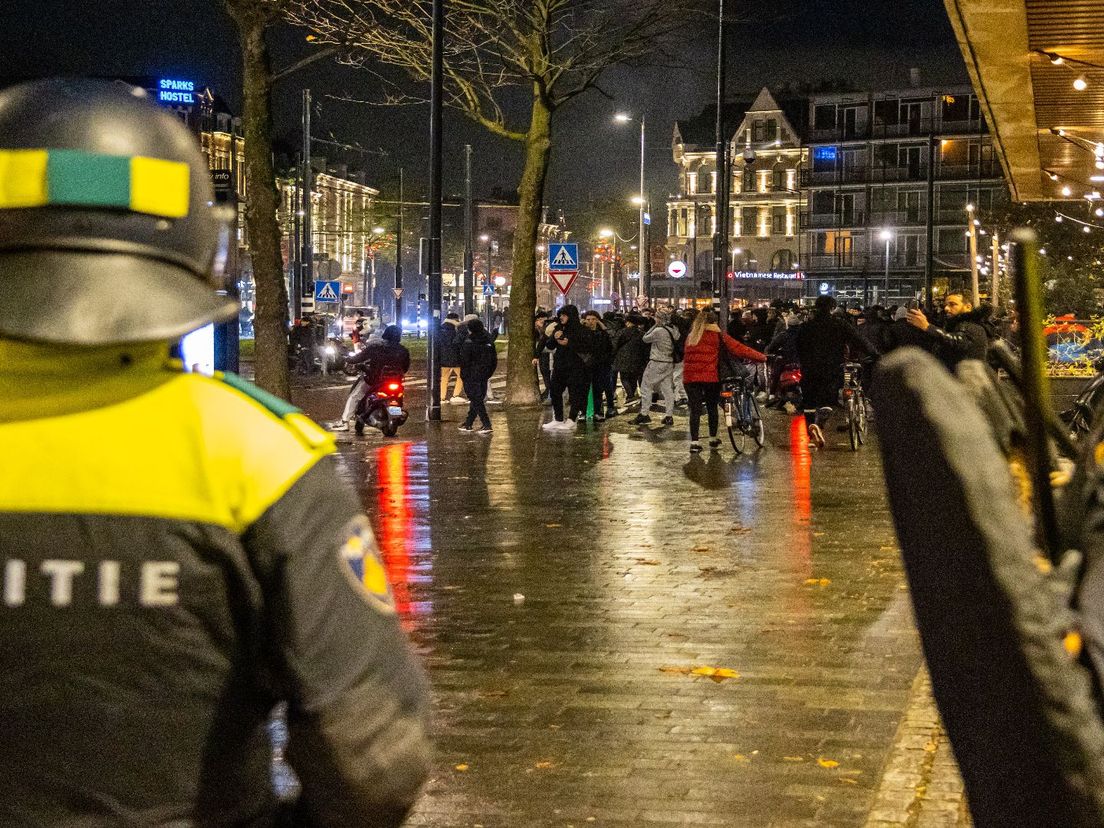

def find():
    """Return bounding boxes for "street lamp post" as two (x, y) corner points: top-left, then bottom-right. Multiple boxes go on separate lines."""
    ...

(615, 112), (649, 305)
(480, 233), (494, 323)
(966, 203), (980, 302)
(880, 229), (893, 304)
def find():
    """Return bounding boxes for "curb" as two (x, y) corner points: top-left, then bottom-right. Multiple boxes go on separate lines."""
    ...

(865, 668), (971, 827)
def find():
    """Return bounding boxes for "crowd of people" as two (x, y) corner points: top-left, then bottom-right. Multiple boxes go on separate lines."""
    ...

(529, 288), (1003, 451)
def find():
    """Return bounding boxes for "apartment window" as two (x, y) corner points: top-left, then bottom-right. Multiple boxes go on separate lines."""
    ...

(899, 145), (923, 179)
(743, 167), (756, 191)
(786, 208), (796, 238)
(837, 192), (857, 226)
(741, 207), (757, 236)
(688, 172), (697, 194)
(825, 230), (854, 266)
(766, 119), (778, 141)
(812, 191), (834, 215)
(841, 106), (862, 138)
(901, 100), (925, 135)
(752, 120), (766, 142)
(772, 167), (786, 191)
(757, 207), (771, 238)
(814, 105), (836, 130)
(873, 98), (900, 127)
(898, 190), (922, 223)
(812, 147), (837, 173)
(901, 235), (922, 266)
(772, 207), (786, 234)
(941, 94), (970, 124)
(771, 249), (795, 271)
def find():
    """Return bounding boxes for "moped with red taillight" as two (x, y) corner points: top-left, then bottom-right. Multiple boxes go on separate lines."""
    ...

(354, 370), (408, 437)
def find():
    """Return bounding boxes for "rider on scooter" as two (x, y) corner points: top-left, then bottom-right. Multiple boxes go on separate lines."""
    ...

(329, 324), (410, 431)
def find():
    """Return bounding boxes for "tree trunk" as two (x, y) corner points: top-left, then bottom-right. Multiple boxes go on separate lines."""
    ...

(234, 9), (290, 399)
(505, 92), (553, 407)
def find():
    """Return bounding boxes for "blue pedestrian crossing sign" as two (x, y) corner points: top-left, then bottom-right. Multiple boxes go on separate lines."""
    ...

(314, 280), (342, 303)
(482, 281), (494, 296)
(548, 243), (579, 272)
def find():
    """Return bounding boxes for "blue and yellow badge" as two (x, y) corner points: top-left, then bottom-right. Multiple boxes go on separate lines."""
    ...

(339, 516), (395, 614)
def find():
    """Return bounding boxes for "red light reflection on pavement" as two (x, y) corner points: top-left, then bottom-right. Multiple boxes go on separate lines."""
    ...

(374, 442), (416, 621)
(789, 415), (813, 568)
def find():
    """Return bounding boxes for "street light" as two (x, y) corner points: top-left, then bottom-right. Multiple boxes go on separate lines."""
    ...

(614, 111), (648, 302)
(880, 229), (893, 304)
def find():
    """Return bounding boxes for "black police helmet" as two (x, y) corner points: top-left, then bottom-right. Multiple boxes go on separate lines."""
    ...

(0, 78), (236, 345)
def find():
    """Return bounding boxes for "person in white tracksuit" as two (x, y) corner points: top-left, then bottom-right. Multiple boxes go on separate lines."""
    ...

(633, 310), (680, 426)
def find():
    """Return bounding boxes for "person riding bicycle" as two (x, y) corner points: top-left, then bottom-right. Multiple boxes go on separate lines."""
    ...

(330, 324), (410, 431)
(795, 295), (876, 449)
(683, 311), (766, 453)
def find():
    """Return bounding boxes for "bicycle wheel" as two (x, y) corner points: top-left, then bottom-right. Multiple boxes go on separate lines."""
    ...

(848, 397), (859, 451)
(748, 393), (766, 448)
(856, 391), (868, 445)
(724, 399), (741, 453)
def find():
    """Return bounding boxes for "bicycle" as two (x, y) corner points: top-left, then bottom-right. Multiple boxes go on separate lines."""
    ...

(840, 361), (869, 451)
(720, 372), (765, 453)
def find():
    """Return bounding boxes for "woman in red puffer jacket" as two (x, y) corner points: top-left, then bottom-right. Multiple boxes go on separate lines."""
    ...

(682, 310), (766, 452)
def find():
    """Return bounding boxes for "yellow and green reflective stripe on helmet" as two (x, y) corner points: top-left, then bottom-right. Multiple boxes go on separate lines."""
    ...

(0, 148), (190, 218)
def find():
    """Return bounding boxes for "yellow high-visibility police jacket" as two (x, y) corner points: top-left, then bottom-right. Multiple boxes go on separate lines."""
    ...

(0, 339), (430, 826)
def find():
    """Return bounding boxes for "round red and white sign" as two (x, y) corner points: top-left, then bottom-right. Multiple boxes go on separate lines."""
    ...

(667, 260), (687, 278)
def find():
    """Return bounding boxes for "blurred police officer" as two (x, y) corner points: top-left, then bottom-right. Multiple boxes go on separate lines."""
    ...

(0, 79), (430, 825)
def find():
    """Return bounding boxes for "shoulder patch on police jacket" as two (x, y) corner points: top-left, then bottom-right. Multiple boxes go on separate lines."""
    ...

(339, 515), (396, 614)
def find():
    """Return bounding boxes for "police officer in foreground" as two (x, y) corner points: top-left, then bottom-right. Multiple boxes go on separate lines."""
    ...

(0, 79), (431, 825)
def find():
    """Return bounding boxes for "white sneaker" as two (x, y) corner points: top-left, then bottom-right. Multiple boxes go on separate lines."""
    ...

(449, 397), (469, 405)
(755, 392), (768, 403)
(327, 420), (349, 431)
(555, 419), (577, 430)
(542, 419), (564, 431)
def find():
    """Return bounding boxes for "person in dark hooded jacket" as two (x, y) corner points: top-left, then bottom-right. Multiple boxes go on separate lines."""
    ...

(458, 318), (497, 434)
(613, 314), (648, 401)
(795, 296), (875, 448)
(905, 290), (991, 372)
(542, 305), (593, 430)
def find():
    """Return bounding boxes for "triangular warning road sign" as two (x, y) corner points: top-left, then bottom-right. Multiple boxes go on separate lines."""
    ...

(549, 270), (578, 295)
(316, 282), (339, 302)
(551, 246), (576, 268)
(392, 287), (404, 299)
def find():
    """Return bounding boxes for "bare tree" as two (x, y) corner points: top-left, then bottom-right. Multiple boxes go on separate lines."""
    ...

(222, 0), (292, 398)
(286, 0), (699, 405)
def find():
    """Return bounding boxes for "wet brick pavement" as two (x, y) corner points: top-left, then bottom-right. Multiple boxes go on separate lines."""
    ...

(294, 380), (952, 827)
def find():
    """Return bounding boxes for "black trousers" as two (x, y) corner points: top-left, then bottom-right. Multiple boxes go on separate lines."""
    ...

(686, 381), (722, 441)
(801, 371), (840, 427)
(590, 365), (616, 413)
(550, 371), (589, 421)
(462, 379), (491, 429)
(620, 370), (640, 399)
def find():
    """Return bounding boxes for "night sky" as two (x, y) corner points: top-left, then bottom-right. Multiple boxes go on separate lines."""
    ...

(0, 0), (967, 219)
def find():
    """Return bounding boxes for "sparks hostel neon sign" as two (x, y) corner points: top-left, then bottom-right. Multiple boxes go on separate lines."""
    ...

(158, 78), (195, 105)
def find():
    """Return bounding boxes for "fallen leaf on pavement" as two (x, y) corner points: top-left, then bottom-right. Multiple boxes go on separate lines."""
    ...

(659, 665), (740, 682)
(783, 756), (805, 762)
(454, 763), (469, 772)
(817, 757), (839, 769)
(535, 761), (556, 769)
(805, 578), (831, 587)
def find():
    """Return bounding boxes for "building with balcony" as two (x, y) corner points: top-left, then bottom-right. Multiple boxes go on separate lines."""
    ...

(668, 88), (808, 305)
(801, 84), (1009, 304)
